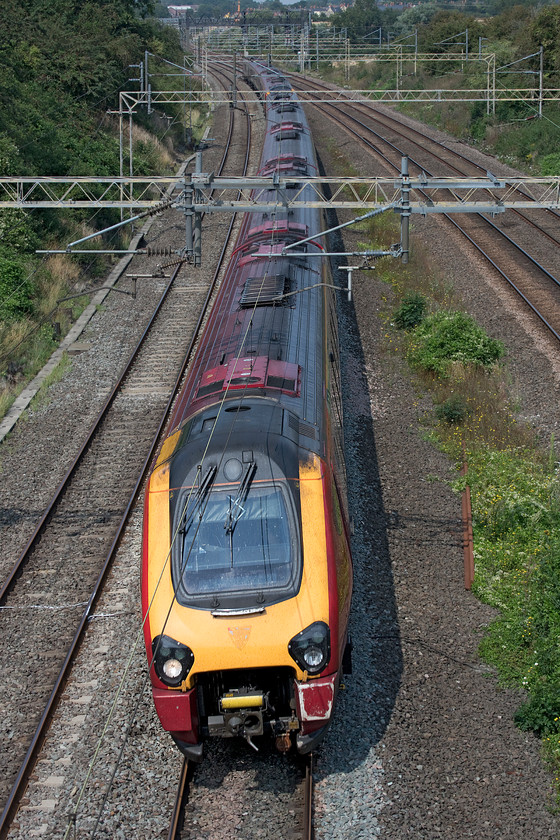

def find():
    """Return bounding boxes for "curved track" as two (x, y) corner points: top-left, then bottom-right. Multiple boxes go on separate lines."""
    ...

(0, 74), (252, 838)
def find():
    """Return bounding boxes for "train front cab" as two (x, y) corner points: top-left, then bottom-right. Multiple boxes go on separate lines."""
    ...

(142, 401), (352, 760)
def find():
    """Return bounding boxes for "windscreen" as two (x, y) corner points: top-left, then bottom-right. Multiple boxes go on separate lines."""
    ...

(174, 484), (296, 599)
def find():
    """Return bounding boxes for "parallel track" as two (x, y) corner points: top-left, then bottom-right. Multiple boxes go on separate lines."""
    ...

(288, 74), (560, 343)
(289, 76), (560, 246)
(0, 75), (252, 838)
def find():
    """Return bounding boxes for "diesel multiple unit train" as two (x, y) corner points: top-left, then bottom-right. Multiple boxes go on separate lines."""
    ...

(142, 60), (353, 760)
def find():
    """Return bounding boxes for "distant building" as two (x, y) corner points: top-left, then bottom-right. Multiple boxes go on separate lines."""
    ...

(168, 5), (193, 16)
(312, 4), (348, 15)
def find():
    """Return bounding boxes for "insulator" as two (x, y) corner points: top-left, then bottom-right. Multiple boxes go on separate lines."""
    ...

(147, 200), (174, 217)
(160, 257), (187, 270)
(145, 246), (174, 257)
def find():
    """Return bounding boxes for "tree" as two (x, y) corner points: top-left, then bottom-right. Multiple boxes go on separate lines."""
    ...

(416, 10), (481, 54)
(393, 3), (440, 35)
(531, 6), (560, 76)
(331, 0), (383, 44)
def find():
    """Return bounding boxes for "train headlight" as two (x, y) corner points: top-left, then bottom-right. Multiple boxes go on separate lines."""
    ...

(152, 635), (194, 687)
(288, 622), (330, 675)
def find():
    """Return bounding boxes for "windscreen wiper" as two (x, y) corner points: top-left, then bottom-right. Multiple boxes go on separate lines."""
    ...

(179, 465), (217, 536)
(224, 462), (257, 536)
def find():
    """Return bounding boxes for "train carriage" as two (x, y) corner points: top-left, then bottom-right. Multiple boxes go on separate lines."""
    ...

(142, 61), (352, 760)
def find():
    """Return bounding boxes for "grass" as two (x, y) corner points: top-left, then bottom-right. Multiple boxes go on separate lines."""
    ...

(362, 205), (560, 801)
(0, 108), (203, 425)
(31, 351), (72, 410)
(465, 444), (560, 791)
(0, 253), (88, 424)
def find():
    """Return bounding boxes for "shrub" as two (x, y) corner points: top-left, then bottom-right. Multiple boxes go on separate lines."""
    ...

(435, 394), (468, 424)
(467, 446), (560, 755)
(394, 291), (427, 330)
(408, 310), (505, 375)
(540, 153), (560, 176)
(0, 256), (34, 319)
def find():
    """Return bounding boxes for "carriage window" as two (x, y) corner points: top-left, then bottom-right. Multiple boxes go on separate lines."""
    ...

(176, 486), (295, 597)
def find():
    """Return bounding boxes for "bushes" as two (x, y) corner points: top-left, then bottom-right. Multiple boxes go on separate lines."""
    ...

(0, 3), (188, 399)
(390, 281), (560, 782)
(394, 291), (427, 330)
(0, 257), (34, 320)
(540, 153), (560, 176)
(0, 210), (38, 321)
(466, 447), (560, 757)
(435, 394), (468, 424)
(405, 309), (505, 375)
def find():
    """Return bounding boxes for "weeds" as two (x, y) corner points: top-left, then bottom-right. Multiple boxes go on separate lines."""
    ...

(377, 212), (560, 798)
(31, 352), (72, 410)
(394, 291), (427, 330)
(464, 445), (560, 776)
(435, 395), (468, 424)
(407, 310), (505, 376)
(322, 62), (560, 799)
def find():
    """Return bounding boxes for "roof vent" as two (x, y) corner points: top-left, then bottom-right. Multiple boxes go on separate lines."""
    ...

(288, 413), (316, 439)
(239, 274), (291, 308)
(274, 103), (297, 113)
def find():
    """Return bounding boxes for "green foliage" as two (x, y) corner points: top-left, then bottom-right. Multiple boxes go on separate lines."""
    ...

(393, 3), (441, 33)
(394, 291), (427, 330)
(487, 4), (534, 44)
(531, 6), (560, 76)
(466, 447), (560, 763)
(435, 394), (468, 424)
(0, 4), (183, 160)
(331, 0), (384, 44)
(540, 153), (560, 175)
(407, 310), (505, 375)
(416, 10), (482, 57)
(0, 256), (34, 320)
(0, 134), (23, 175)
(0, 210), (38, 254)
(469, 449), (560, 540)
(154, 2), (170, 16)
(0, 1), (184, 326)
(0, 0), (190, 408)
(491, 105), (560, 167)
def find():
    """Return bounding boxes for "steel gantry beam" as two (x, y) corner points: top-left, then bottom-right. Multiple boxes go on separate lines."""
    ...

(1, 173), (560, 211)
(117, 84), (560, 106)
(2, 164), (560, 266)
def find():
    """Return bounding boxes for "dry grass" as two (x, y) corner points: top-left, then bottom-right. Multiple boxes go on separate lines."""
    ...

(35, 255), (82, 316)
(0, 254), (84, 421)
(429, 362), (536, 457)
(131, 123), (175, 167)
(0, 319), (37, 418)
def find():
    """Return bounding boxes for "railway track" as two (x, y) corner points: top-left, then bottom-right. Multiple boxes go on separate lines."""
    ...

(0, 71), (253, 837)
(287, 73), (560, 343)
(158, 61), (320, 840)
(167, 752), (315, 840)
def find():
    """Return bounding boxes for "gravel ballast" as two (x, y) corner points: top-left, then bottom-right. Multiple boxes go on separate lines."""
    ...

(2, 86), (560, 839)
(307, 103), (560, 839)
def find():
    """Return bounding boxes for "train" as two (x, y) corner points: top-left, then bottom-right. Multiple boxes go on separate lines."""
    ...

(141, 60), (352, 761)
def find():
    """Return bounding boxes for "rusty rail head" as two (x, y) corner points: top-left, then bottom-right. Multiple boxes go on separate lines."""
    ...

(461, 446), (475, 590)
(303, 753), (314, 840)
(168, 759), (190, 840)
